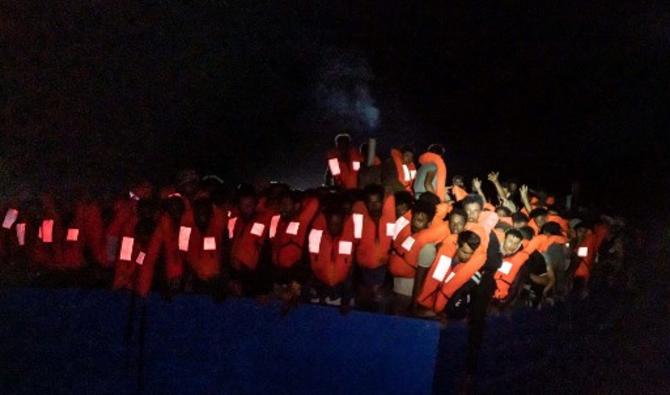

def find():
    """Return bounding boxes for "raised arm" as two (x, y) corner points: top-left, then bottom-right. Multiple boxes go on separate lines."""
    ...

(519, 185), (533, 214)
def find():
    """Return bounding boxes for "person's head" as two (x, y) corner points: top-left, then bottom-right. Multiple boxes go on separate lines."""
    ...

(363, 184), (385, 219)
(540, 221), (563, 236)
(418, 191), (441, 207)
(279, 191), (301, 220)
(400, 145), (414, 164)
(495, 206), (512, 218)
(236, 184), (258, 221)
(176, 169), (200, 199)
(502, 228), (524, 255)
(129, 179), (154, 200)
(453, 175), (465, 188)
(495, 221), (512, 232)
(335, 133), (352, 150)
(192, 197), (213, 232)
(529, 207), (549, 228)
(512, 212), (529, 229)
(427, 143), (446, 156)
(135, 199), (160, 244)
(518, 225), (535, 240)
(448, 208), (467, 235)
(394, 191), (413, 218)
(507, 179), (519, 194)
(462, 194), (484, 223)
(411, 200), (435, 233)
(573, 221), (590, 241)
(324, 206), (346, 237)
(163, 194), (185, 224)
(456, 230), (481, 263)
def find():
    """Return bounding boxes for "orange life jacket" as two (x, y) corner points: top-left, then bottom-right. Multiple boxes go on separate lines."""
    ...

(308, 213), (356, 287)
(574, 224), (608, 280)
(416, 152), (447, 202)
(389, 221), (450, 278)
(524, 234), (568, 255)
(352, 194), (396, 269)
(179, 206), (227, 280)
(546, 214), (569, 235)
(327, 147), (364, 189)
(391, 149), (417, 192)
(229, 211), (271, 271)
(493, 248), (531, 303)
(270, 197), (319, 269)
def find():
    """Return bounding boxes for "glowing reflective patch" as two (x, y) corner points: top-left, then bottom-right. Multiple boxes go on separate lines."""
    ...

(578, 247), (588, 257)
(409, 170), (417, 180)
(328, 158), (341, 176)
(402, 164), (411, 182)
(393, 216), (410, 240)
(401, 236), (415, 252)
(352, 161), (361, 171)
(178, 226), (191, 252)
(203, 236), (216, 251)
(308, 229), (323, 253)
(386, 223), (395, 237)
(338, 240), (353, 255)
(445, 272), (456, 283)
(269, 215), (280, 238)
(2, 209), (18, 229)
(136, 251), (146, 265)
(250, 222), (265, 237)
(41, 220), (54, 243)
(227, 217), (237, 239)
(119, 237), (134, 261)
(353, 213), (364, 239)
(432, 255), (452, 281)
(227, 210), (232, 218)
(498, 261), (513, 275)
(129, 191), (140, 201)
(286, 221), (300, 236)
(66, 228), (79, 242)
(38, 227), (42, 239)
(16, 223), (26, 246)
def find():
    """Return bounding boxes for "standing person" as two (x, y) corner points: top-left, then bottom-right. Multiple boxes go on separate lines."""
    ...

(413, 144), (447, 201)
(389, 146), (416, 193)
(325, 133), (364, 190)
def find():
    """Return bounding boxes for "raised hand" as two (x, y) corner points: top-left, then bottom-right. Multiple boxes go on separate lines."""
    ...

(487, 171), (499, 183)
(472, 177), (482, 191)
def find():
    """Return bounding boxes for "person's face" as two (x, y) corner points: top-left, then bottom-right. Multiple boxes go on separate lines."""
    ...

(327, 214), (344, 236)
(449, 214), (466, 235)
(411, 212), (431, 233)
(365, 194), (383, 220)
(503, 235), (523, 255)
(336, 137), (350, 151)
(402, 151), (414, 165)
(238, 196), (257, 220)
(535, 215), (547, 228)
(396, 203), (409, 219)
(456, 243), (475, 263)
(454, 178), (465, 187)
(166, 198), (185, 222)
(279, 196), (298, 220)
(575, 227), (588, 241)
(193, 201), (212, 229)
(464, 202), (481, 223)
(508, 183), (518, 193)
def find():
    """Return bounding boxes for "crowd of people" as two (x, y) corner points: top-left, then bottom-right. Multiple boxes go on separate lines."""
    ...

(0, 133), (629, 324)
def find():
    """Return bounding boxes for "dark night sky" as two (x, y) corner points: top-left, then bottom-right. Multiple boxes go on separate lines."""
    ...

(2, 2), (668, 211)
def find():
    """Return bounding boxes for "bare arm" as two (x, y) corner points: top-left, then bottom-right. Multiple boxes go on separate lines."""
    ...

(424, 171), (436, 194)
(472, 178), (487, 204)
(519, 185), (533, 213)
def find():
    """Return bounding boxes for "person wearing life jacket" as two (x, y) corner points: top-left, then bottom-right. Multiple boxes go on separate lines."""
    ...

(524, 222), (570, 307)
(388, 199), (441, 314)
(269, 190), (319, 305)
(492, 228), (531, 308)
(228, 185), (272, 296)
(388, 146), (416, 193)
(451, 175), (468, 202)
(179, 195), (228, 296)
(486, 171), (519, 213)
(112, 198), (160, 295)
(512, 212), (530, 229)
(104, 180), (153, 268)
(352, 185), (396, 312)
(325, 133), (364, 190)
(394, 190), (414, 219)
(527, 207), (549, 235)
(413, 144), (447, 201)
(306, 203), (357, 314)
(571, 219), (609, 298)
(358, 142), (383, 188)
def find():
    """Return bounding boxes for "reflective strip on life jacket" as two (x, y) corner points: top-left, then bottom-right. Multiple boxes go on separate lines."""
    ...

(269, 215), (280, 239)
(136, 251), (146, 265)
(353, 213), (364, 239)
(16, 223), (26, 246)
(338, 241), (353, 255)
(393, 216), (410, 240)
(498, 261), (513, 275)
(308, 229), (323, 253)
(386, 223), (395, 237)
(578, 246), (588, 257)
(401, 236), (415, 252)
(250, 222), (265, 237)
(41, 220), (54, 243)
(352, 161), (361, 171)
(203, 236), (216, 251)
(178, 226), (191, 252)
(410, 169), (417, 180)
(2, 209), (18, 229)
(66, 228), (79, 241)
(432, 255), (452, 281)
(402, 164), (411, 182)
(286, 221), (300, 236)
(328, 158), (341, 176)
(119, 237), (134, 261)
(228, 217), (237, 239)
(471, 271), (482, 285)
